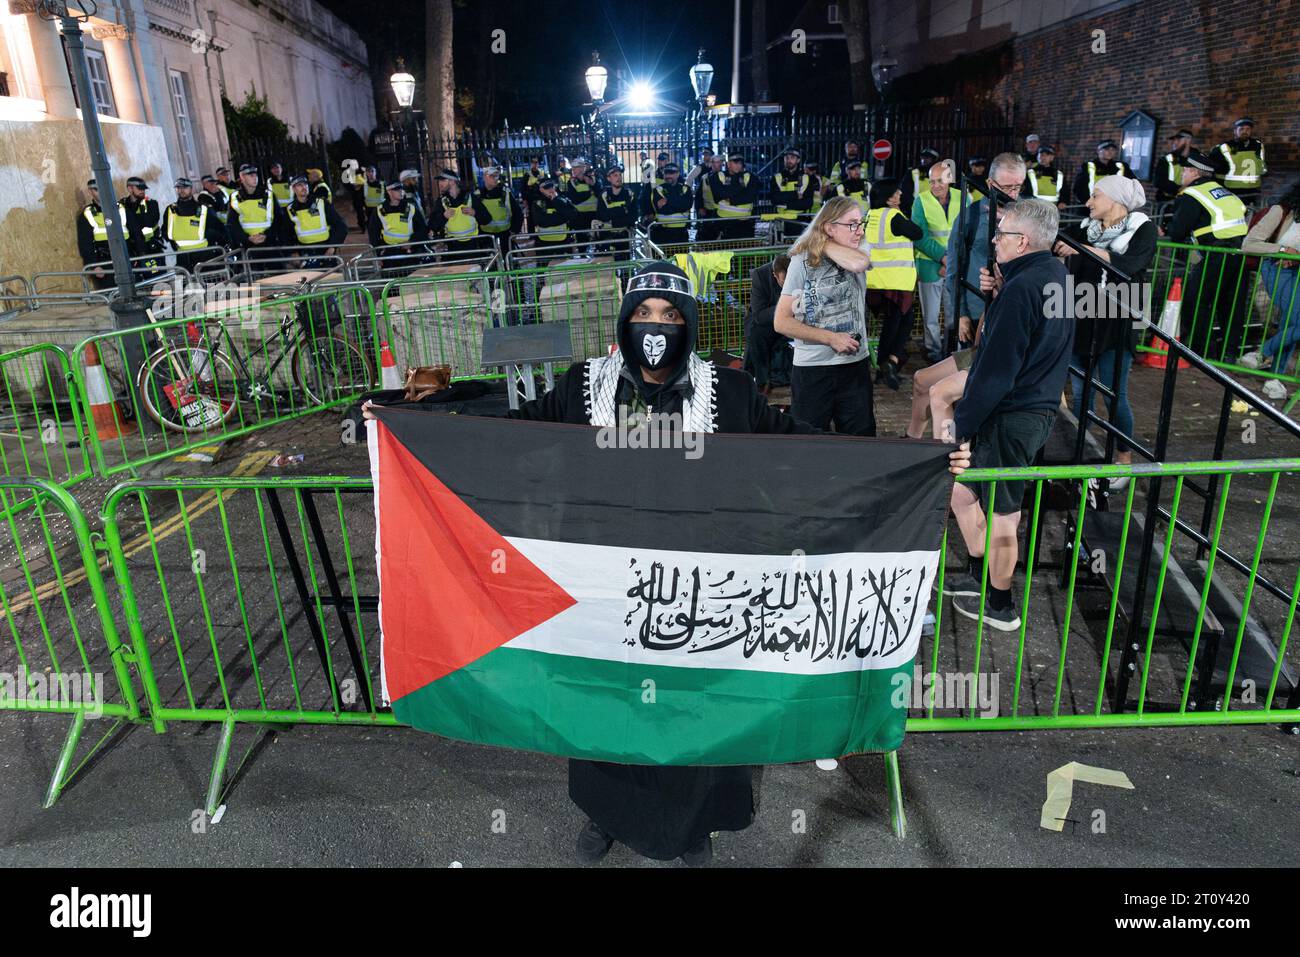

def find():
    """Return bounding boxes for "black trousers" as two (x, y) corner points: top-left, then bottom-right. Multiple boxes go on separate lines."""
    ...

(743, 319), (792, 387)
(790, 358), (876, 435)
(874, 297), (911, 366)
(719, 218), (755, 241)
(648, 224), (689, 247)
(696, 213), (722, 242)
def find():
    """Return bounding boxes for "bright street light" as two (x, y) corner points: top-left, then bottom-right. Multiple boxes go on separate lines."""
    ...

(627, 80), (656, 112)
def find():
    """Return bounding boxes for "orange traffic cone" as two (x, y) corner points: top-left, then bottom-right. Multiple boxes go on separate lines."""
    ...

(1140, 277), (1191, 370)
(379, 341), (402, 390)
(83, 342), (135, 439)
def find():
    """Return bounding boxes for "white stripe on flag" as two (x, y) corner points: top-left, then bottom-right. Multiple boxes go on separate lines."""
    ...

(506, 537), (936, 676)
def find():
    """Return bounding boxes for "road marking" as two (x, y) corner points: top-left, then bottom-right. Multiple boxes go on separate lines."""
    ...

(0, 450), (279, 621)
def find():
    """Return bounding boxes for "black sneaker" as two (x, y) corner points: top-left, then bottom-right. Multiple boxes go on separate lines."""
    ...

(941, 571), (983, 597)
(681, 835), (713, 867)
(575, 820), (614, 864)
(951, 594), (1021, 632)
(879, 358), (901, 391)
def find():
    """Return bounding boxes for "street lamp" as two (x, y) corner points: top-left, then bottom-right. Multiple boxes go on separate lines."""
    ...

(689, 49), (714, 161)
(871, 45), (898, 97)
(585, 51), (608, 104)
(390, 58), (417, 178)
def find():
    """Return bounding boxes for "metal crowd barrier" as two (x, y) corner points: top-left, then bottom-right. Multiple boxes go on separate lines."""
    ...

(504, 227), (637, 271)
(352, 242), (499, 285)
(0, 344), (92, 497)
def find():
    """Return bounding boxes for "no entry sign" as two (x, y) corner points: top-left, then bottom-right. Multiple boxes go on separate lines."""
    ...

(872, 139), (893, 161)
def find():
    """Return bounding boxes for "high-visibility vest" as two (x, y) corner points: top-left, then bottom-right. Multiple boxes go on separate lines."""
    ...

(773, 171), (807, 217)
(836, 183), (870, 215)
(125, 200), (158, 241)
(379, 205), (414, 245)
(1029, 169), (1063, 202)
(601, 189), (632, 220)
(865, 207), (917, 290)
(443, 200), (479, 241)
(809, 179), (824, 213)
(364, 181), (385, 208)
(310, 181), (333, 203)
(716, 173), (753, 218)
(232, 192), (274, 234)
(479, 191), (511, 233)
(700, 176), (718, 212)
(291, 200), (331, 244)
(1180, 181), (1248, 243)
(917, 189), (959, 263)
(270, 180), (292, 208)
(1085, 160), (1128, 197)
(653, 187), (690, 227)
(1218, 141), (1265, 190)
(912, 167), (930, 197)
(206, 191), (229, 224)
(534, 206), (568, 243)
(1161, 153), (1185, 189)
(569, 181), (598, 213)
(83, 204), (128, 243)
(167, 204), (210, 250)
(525, 169), (547, 192)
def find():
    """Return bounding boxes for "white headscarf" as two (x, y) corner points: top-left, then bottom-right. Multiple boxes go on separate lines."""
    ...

(1096, 175), (1147, 212)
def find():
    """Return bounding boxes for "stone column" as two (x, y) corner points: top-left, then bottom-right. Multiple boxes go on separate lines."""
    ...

(92, 24), (146, 123)
(11, 2), (77, 118)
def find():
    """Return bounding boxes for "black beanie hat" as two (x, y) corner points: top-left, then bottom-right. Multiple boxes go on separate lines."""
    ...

(617, 262), (699, 366)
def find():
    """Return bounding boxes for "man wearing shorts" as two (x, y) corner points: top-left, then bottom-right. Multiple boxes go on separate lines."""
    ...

(943, 199), (1074, 631)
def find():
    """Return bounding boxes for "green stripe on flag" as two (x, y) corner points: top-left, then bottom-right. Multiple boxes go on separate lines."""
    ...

(393, 645), (913, 765)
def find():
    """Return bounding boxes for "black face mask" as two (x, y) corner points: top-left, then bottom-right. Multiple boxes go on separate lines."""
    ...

(628, 321), (688, 371)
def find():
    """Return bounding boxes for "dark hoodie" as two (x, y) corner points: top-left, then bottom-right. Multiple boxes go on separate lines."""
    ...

(512, 262), (813, 433)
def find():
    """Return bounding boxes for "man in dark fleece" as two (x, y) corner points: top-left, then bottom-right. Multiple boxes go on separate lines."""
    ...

(943, 199), (1074, 635)
(364, 261), (971, 866)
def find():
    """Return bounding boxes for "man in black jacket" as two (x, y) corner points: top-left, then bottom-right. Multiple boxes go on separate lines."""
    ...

(122, 176), (164, 275)
(945, 199), (1074, 632)
(743, 254), (792, 393)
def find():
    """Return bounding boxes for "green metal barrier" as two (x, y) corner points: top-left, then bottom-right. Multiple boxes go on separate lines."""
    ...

(70, 286), (379, 477)
(919, 458), (1300, 731)
(0, 344), (92, 503)
(1146, 242), (1300, 382)
(0, 477), (143, 806)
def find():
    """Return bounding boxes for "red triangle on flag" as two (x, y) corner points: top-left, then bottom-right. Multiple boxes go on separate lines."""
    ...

(376, 422), (577, 701)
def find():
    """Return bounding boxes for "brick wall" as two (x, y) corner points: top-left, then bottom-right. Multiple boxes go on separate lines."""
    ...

(990, 0), (1299, 196)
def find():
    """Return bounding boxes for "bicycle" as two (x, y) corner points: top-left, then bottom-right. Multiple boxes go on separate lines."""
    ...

(135, 289), (375, 433)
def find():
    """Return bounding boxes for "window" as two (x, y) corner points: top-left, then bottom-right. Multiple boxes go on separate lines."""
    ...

(1119, 110), (1157, 180)
(83, 50), (116, 117)
(827, 3), (842, 24)
(168, 69), (199, 177)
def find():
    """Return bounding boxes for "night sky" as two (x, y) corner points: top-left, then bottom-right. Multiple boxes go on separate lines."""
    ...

(317, 0), (799, 126)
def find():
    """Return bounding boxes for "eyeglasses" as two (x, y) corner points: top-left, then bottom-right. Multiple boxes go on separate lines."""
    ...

(992, 182), (1023, 194)
(992, 230), (1024, 242)
(832, 220), (866, 232)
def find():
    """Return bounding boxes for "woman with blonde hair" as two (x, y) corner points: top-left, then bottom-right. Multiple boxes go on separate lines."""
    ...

(774, 195), (877, 435)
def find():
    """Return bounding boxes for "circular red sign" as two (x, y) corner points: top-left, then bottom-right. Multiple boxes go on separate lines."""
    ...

(872, 139), (892, 161)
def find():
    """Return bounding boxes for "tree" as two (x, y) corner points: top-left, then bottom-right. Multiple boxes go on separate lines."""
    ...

(222, 90), (289, 143)
(841, 0), (876, 110)
(751, 0), (770, 101)
(424, 0), (456, 142)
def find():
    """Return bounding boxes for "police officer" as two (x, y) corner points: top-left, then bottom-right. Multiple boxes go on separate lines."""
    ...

(804, 160), (825, 215)
(905, 148), (940, 208)
(716, 153), (759, 240)
(1166, 149), (1250, 361)
(285, 174), (348, 261)
(362, 166), (385, 223)
(199, 174), (230, 226)
(367, 181), (429, 275)
(528, 177), (577, 253)
(76, 178), (128, 288)
(965, 156), (988, 202)
(122, 176), (164, 275)
(1153, 130), (1193, 203)
(1216, 118), (1267, 207)
(521, 155), (549, 209)
(267, 160), (293, 211)
(434, 171), (492, 252)
(1073, 139), (1136, 207)
(1021, 133), (1041, 171)
(399, 169), (426, 217)
(214, 166), (237, 205)
(641, 152), (671, 220)
(563, 157), (600, 235)
(306, 167), (333, 205)
(227, 163), (284, 269)
(832, 160), (869, 214)
(474, 165), (523, 258)
(688, 153), (724, 241)
(647, 164), (693, 246)
(771, 148), (812, 222)
(1025, 144), (1068, 208)
(595, 164), (638, 258)
(829, 139), (863, 188)
(162, 177), (226, 275)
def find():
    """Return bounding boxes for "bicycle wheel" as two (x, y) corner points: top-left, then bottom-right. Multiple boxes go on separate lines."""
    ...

(291, 335), (375, 406)
(137, 344), (241, 433)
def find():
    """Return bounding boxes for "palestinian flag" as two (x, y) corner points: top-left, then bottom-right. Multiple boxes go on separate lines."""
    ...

(368, 409), (953, 765)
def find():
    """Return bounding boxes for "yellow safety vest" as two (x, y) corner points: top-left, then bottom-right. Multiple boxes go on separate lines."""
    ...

(167, 204), (210, 250)
(569, 181), (598, 213)
(535, 206), (568, 243)
(1161, 153), (1185, 188)
(291, 199), (331, 244)
(1181, 181), (1247, 243)
(653, 187), (690, 227)
(311, 181), (333, 203)
(716, 173), (753, 218)
(1218, 142), (1265, 190)
(1029, 169), (1063, 202)
(479, 192), (511, 233)
(701, 176), (717, 212)
(917, 189), (959, 263)
(125, 200), (157, 241)
(809, 179), (824, 213)
(364, 181), (385, 208)
(380, 206), (414, 245)
(866, 207), (917, 290)
(270, 180), (292, 208)
(774, 171), (808, 218)
(443, 201), (479, 241)
(912, 168), (930, 197)
(835, 183), (870, 215)
(232, 193), (274, 234)
(1086, 161), (1128, 197)
(83, 204), (128, 243)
